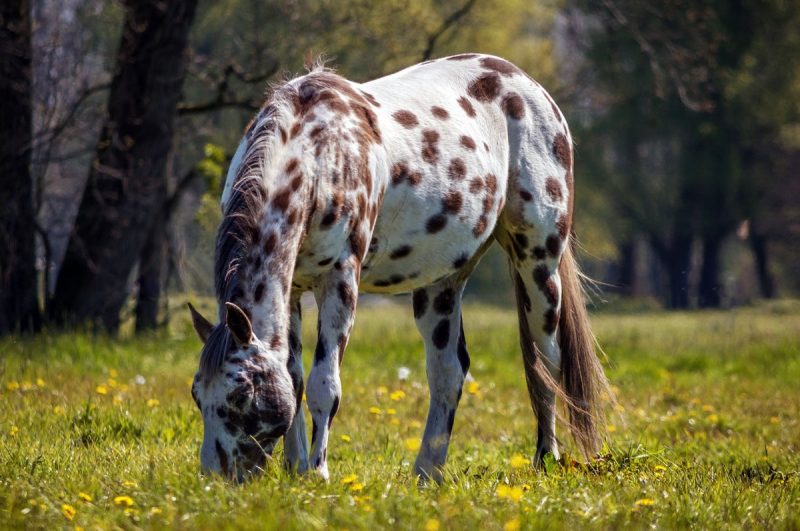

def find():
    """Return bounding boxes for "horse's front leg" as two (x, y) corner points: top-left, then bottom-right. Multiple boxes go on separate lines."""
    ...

(283, 297), (309, 472)
(306, 257), (359, 479)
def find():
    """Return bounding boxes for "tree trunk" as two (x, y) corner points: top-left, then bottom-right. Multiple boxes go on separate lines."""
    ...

(666, 237), (692, 309)
(49, 0), (198, 332)
(616, 241), (635, 296)
(750, 232), (775, 299)
(0, 0), (40, 335)
(134, 225), (166, 332)
(698, 233), (724, 308)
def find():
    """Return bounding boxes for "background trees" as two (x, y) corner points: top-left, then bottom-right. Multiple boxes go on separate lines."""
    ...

(1, 0), (798, 336)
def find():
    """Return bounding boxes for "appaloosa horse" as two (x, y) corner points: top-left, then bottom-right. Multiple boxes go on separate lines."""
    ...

(188, 53), (609, 482)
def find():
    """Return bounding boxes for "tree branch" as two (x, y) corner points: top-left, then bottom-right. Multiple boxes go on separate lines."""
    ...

(177, 59), (280, 116)
(421, 0), (479, 61)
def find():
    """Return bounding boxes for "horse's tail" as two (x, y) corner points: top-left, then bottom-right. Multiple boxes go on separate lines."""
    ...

(558, 238), (609, 457)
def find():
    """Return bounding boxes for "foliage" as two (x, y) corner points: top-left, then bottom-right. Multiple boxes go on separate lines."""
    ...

(1, 303), (799, 528)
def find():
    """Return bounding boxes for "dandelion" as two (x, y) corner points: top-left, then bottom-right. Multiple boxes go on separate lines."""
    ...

(149, 507), (163, 516)
(107, 378), (118, 388)
(387, 408), (397, 415)
(122, 480), (137, 488)
(425, 518), (440, 531)
(509, 454), (528, 469)
(607, 425), (617, 433)
(701, 404), (714, 413)
(350, 482), (364, 492)
(6, 381), (20, 391)
(654, 465), (667, 475)
(10, 425), (19, 437)
(404, 438), (421, 451)
(95, 385), (108, 395)
(110, 369), (118, 378)
(376, 386), (388, 395)
(369, 406), (382, 415)
(134, 375), (146, 385)
(467, 381), (480, 395)
(36, 378), (46, 388)
(496, 484), (524, 502)
(390, 390), (406, 401)
(78, 492), (93, 502)
(114, 496), (134, 507)
(61, 504), (76, 521)
(390, 418), (400, 426)
(342, 473), (358, 485)
(397, 367), (411, 380)
(504, 518), (521, 531)
(707, 414), (719, 424)
(341, 434), (351, 442)
(147, 398), (160, 407)
(634, 498), (655, 507)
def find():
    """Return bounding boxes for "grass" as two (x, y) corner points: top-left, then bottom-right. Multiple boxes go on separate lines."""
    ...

(1, 300), (799, 529)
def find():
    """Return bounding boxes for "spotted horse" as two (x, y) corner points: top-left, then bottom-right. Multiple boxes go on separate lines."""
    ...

(188, 53), (610, 482)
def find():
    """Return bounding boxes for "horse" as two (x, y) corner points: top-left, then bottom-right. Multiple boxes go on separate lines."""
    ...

(187, 53), (609, 482)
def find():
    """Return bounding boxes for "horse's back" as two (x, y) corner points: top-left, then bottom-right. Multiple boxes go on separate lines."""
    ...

(354, 54), (570, 292)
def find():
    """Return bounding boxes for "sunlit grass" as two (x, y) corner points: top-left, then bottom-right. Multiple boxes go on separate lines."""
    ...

(1, 301), (799, 529)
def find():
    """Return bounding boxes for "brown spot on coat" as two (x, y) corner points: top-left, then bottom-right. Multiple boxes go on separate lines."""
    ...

(448, 53), (478, 61)
(426, 214), (448, 233)
(468, 177), (484, 194)
(290, 122), (302, 139)
(458, 96), (476, 117)
(545, 177), (563, 201)
(460, 135), (476, 150)
(285, 158), (300, 175)
(350, 230), (367, 259)
(433, 288), (455, 315)
(543, 308), (559, 334)
(254, 283), (265, 302)
(360, 90), (380, 107)
(501, 92), (525, 120)
(431, 106), (449, 119)
(421, 129), (440, 164)
(480, 56), (521, 76)
(412, 289), (428, 318)
(263, 232), (277, 255)
(519, 189), (533, 201)
(473, 215), (488, 236)
(442, 190), (463, 214)
(432, 318), (451, 349)
(271, 187), (292, 212)
(338, 281), (355, 310)
(555, 214), (570, 239)
(546, 234), (561, 257)
(390, 245), (412, 259)
(392, 110), (418, 128)
(553, 133), (572, 169)
(468, 72), (501, 102)
(448, 158), (466, 181)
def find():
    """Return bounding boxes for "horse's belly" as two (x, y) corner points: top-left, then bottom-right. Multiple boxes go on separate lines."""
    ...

(358, 185), (497, 294)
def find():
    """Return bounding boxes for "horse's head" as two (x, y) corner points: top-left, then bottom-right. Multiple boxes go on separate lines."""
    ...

(188, 302), (296, 481)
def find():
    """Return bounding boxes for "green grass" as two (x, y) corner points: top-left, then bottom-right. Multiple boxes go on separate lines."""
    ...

(2, 301), (799, 529)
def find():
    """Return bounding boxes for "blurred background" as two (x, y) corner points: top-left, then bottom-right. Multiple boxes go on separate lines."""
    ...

(1, 0), (798, 335)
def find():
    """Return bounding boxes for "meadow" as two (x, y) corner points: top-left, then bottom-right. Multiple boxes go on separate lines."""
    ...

(1, 300), (799, 530)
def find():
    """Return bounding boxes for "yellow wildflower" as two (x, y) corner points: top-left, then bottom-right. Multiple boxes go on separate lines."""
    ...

(634, 498), (655, 507)
(61, 504), (76, 521)
(425, 519), (440, 531)
(53, 405), (66, 415)
(350, 482), (364, 492)
(377, 386), (388, 395)
(504, 518), (521, 531)
(707, 414), (719, 424)
(146, 398), (160, 407)
(496, 484), (524, 502)
(36, 378), (46, 388)
(701, 404), (714, 413)
(342, 473), (358, 485)
(122, 480), (137, 488)
(390, 418), (400, 425)
(509, 454), (528, 469)
(404, 438), (421, 451)
(109, 369), (118, 378)
(95, 385), (108, 395)
(390, 390), (406, 401)
(149, 507), (162, 516)
(6, 381), (20, 391)
(654, 465), (667, 475)
(107, 378), (118, 388)
(21, 381), (33, 391)
(386, 408), (396, 415)
(369, 406), (382, 415)
(466, 381), (480, 395)
(10, 425), (19, 437)
(340, 434), (351, 442)
(78, 492), (92, 502)
(607, 425), (617, 433)
(114, 495), (134, 507)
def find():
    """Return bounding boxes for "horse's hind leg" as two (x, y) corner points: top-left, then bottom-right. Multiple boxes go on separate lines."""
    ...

(509, 256), (563, 463)
(412, 278), (470, 483)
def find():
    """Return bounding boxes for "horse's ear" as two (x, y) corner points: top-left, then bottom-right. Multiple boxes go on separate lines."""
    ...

(225, 302), (253, 347)
(188, 302), (213, 343)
